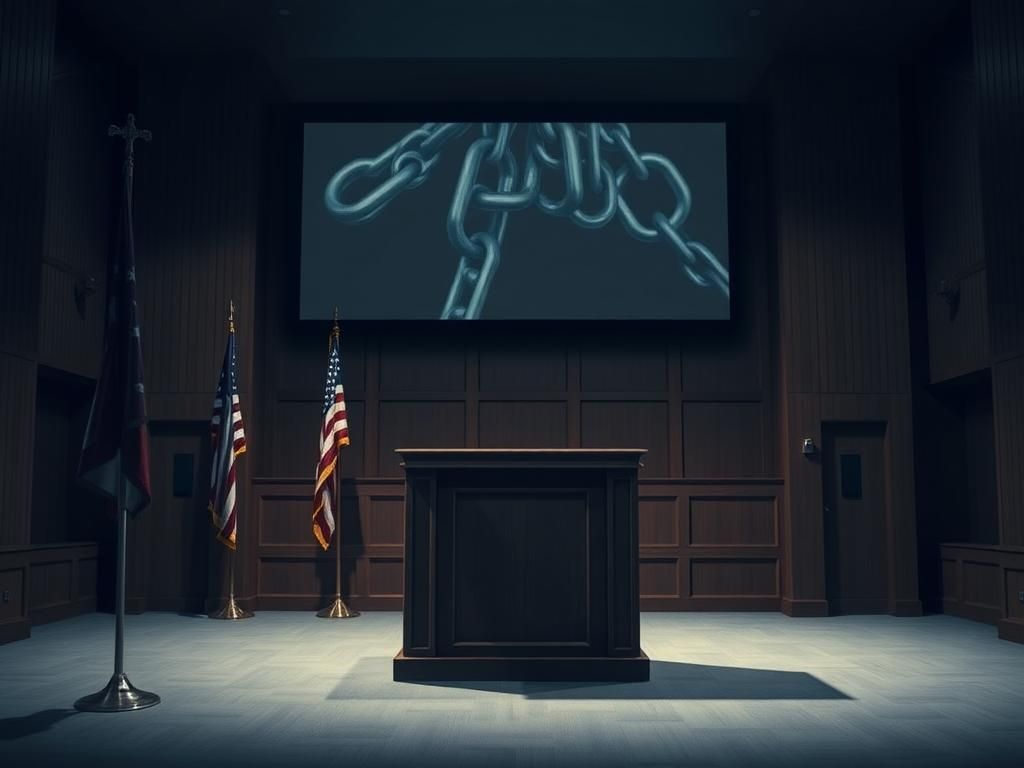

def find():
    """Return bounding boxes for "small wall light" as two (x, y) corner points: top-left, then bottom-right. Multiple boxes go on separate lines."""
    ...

(801, 438), (816, 456)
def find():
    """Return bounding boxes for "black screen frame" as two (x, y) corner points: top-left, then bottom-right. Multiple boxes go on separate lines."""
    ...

(285, 102), (743, 331)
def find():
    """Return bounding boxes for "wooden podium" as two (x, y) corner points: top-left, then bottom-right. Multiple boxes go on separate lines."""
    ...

(393, 449), (649, 682)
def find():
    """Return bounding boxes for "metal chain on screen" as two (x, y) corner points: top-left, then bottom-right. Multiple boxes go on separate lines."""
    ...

(323, 122), (729, 319)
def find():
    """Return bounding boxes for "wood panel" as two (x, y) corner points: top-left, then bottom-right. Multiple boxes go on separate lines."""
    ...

(0, 543), (98, 644)
(478, 345), (567, 392)
(992, 357), (1024, 545)
(640, 481), (782, 610)
(690, 559), (778, 597)
(639, 496), (680, 548)
(581, 401), (669, 477)
(580, 340), (667, 392)
(639, 558), (680, 599)
(1006, 570), (1024, 622)
(963, 560), (1000, 612)
(940, 543), (1024, 642)
(683, 402), (766, 477)
(379, 339), (465, 393)
(477, 401), (567, 448)
(253, 479), (405, 610)
(0, 355), (37, 545)
(690, 496), (777, 547)
(377, 401), (465, 476)
(269, 398), (366, 479)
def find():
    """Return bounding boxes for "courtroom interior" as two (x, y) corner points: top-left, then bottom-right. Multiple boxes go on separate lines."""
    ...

(1, 1), (1023, 767)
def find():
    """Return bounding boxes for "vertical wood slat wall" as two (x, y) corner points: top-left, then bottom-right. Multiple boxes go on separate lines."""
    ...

(973, 0), (1024, 547)
(772, 63), (920, 616)
(0, 0), (55, 545)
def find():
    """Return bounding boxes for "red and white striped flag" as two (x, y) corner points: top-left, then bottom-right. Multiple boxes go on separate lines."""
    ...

(209, 311), (246, 549)
(313, 319), (349, 550)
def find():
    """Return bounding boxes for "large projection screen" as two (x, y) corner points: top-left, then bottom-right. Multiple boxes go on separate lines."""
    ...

(300, 122), (729, 320)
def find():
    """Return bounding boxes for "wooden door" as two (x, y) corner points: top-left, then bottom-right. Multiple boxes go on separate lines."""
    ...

(147, 424), (211, 612)
(822, 422), (889, 614)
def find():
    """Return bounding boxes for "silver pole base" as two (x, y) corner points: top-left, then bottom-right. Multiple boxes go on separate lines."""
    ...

(74, 673), (160, 712)
(208, 597), (254, 620)
(316, 596), (360, 619)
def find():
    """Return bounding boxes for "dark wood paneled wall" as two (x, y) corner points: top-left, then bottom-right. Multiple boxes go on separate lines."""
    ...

(771, 63), (920, 617)
(0, 0), (55, 545)
(912, 7), (989, 384)
(9, 5), (996, 620)
(251, 109), (782, 610)
(0, 542), (98, 645)
(941, 543), (1024, 644)
(973, 0), (1024, 548)
(129, 57), (271, 610)
(37, 8), (125, 379)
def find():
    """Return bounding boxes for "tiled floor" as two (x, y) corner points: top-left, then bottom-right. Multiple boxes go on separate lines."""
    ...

(1, 611), (1022, 767)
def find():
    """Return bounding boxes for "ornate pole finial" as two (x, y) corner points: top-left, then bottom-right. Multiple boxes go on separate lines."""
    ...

(229, 300), (236, 333)
(108, 113), (152, 170)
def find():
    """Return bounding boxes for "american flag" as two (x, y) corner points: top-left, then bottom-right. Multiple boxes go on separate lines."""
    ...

(78, 147), (151, 516)
(312, 321), (349, 550)
(208, 317), (247, 549)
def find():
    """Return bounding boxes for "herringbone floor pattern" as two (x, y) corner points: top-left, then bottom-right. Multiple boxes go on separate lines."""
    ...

(1, 612), (1022, 768)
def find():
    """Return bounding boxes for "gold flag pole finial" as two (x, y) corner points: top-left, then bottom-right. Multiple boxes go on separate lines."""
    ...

(229, 300), (235, 333)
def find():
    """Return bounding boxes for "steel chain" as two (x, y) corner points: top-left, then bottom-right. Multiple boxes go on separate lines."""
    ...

(324, 121), (729, 317)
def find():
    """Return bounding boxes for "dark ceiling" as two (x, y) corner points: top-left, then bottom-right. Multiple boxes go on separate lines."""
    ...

(65, 0), (959, 101)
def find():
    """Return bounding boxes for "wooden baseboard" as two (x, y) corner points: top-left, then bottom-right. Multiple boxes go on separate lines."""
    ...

(0, 618), (31, 645)
(943, 598), (1001, 625)
(998, 619), (1024, 645)
(29, 600), (81, 626)
(891, 599), (923, 617)
(125, 596), (148, 615)
(780, 597), (829, 617)
(145, 597), (206, 613)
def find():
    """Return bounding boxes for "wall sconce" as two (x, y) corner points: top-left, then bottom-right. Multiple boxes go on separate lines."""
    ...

(801, 438), (816, 456)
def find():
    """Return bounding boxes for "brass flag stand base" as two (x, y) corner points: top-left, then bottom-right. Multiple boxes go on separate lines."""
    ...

(74, 672), (160, 713)
(208, 596), (254, 620)
(208, 551), (253, 620)
(317, 596), (360, 619)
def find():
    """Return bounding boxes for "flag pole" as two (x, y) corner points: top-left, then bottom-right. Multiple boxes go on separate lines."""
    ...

(74, 114), (159, 713)
(209, 300), (254, 621)
(74, 476), (160, 710)
(318, 308), (358, 619)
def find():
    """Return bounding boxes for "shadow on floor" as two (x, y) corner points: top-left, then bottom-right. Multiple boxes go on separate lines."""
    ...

(0, 709), (78, 740)
(330, 658), (851, 700)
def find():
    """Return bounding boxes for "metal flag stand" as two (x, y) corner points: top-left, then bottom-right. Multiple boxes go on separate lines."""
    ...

(75, 115), (159, 712)
(318, 309), (359, 619)
(209, 301), (254, 621)
(208, 548), (253, 619)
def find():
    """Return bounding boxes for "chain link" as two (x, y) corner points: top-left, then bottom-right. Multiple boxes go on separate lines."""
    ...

(324, 121), (730, 317)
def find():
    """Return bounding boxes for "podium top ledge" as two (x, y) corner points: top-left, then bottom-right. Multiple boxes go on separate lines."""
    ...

(394, 448), (648, 469)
